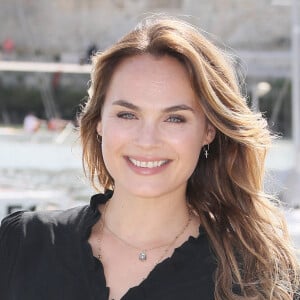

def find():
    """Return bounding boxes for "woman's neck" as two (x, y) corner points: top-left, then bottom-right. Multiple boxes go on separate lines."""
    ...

(102, 187), (191, 247)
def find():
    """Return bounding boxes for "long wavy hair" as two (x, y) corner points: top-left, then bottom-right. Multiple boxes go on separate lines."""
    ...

(80, 16), (299, 299)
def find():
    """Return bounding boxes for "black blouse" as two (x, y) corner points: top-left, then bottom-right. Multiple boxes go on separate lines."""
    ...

(0, 191), (217, 300)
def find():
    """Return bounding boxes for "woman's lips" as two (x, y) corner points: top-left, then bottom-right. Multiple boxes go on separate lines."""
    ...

(125, 156), (171, 174)
(128, 157), (169, 168)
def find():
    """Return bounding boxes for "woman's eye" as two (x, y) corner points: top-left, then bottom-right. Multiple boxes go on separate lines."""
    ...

(117, 112), (137, 120)
(166, 115), (186, 123)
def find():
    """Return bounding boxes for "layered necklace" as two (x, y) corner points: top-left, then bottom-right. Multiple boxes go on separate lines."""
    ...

(96, 201), (192, 264)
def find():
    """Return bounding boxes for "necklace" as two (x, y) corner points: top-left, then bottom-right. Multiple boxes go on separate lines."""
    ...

(97, 201), (192, 263)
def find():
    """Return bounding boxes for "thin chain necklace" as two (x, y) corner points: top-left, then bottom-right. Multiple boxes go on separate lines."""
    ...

(96, 201), (192, 263)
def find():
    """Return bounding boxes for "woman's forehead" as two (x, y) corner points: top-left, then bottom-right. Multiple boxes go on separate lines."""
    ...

(105, 54), (197, 101)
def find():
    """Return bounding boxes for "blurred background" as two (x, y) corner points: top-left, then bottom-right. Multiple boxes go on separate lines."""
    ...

(0, 0), (299, 252)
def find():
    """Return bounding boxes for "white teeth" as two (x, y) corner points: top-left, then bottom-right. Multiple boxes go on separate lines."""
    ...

(129, 158), (167, 168)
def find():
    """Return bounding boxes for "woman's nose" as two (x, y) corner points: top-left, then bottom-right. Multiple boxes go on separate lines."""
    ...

(133, 121), (162, 148)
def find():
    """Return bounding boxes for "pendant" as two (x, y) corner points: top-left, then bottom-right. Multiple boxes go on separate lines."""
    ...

(139, 251), (147, 261)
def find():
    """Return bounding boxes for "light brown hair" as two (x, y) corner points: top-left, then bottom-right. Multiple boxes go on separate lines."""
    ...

(80, 16), (299, 299)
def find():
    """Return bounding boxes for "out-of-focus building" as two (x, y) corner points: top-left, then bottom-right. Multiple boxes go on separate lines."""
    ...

(0, 1), (290, 60)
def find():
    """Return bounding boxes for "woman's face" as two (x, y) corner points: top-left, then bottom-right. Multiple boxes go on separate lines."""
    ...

(97, 54), (215, 199)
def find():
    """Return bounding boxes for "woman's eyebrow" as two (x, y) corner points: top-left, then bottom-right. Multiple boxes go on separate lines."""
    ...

(112, 100), (195, 114)
(112, 100), (140, 111)
(163, 105), (195, 114)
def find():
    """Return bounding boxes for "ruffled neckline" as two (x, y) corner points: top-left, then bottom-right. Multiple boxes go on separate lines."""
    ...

(82, 190), (211, 300)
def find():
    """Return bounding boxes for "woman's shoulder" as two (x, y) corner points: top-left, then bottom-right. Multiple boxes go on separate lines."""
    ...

(0, 204), (93, 243)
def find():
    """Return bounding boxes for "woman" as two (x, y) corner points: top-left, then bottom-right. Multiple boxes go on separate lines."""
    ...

(0, 16), (299, 300)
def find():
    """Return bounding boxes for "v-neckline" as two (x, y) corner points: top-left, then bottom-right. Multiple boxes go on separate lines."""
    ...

(83, 191), (205, 300)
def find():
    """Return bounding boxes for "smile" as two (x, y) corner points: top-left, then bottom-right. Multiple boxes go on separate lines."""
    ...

(128, 157), (169, 168)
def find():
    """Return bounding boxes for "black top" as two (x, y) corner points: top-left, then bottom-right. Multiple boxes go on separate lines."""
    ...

(0, 191), (217, 300)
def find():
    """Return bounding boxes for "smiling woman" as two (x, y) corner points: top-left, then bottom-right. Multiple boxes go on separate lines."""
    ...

(95, 54), (214, 200)
(0, 15), (299, 300)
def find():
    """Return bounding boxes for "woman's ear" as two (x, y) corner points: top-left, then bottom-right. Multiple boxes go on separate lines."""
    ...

(96, 121), (102, 136)
(204, 123), (216, 145)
